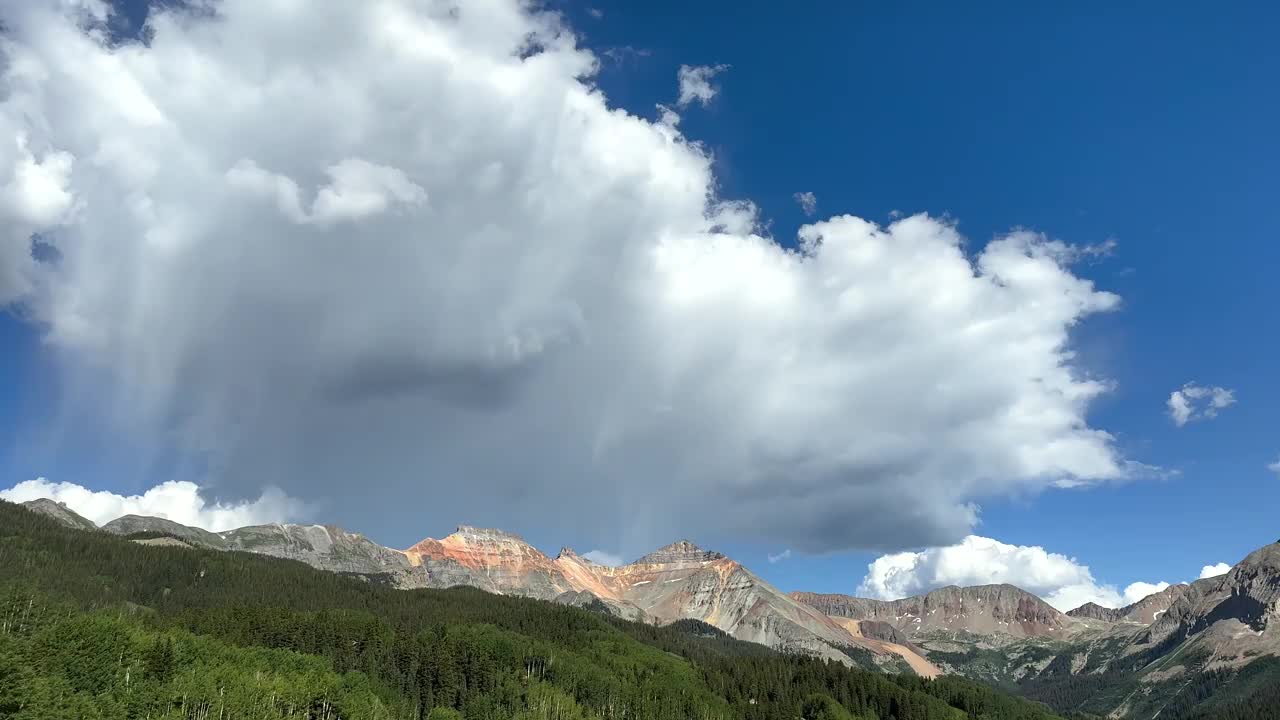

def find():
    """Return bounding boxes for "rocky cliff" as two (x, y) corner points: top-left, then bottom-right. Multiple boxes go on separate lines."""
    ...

(1137, 544), (1280, 667)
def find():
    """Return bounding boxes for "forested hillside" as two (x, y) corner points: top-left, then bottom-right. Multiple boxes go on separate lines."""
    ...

(0, 500), (1062, 719)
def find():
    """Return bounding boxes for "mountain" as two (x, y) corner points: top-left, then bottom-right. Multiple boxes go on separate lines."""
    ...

(404, 525), (573, 597)
(794, 584), (1079, 640)
(406, 531), (928, 669)
(1066, 583), (1192, 624)
(222, 522), (432, 583)
(47, 506), (935, 672)
(102, 514), (230, 550)
(15, 496), (1280, 718)
(20, 498), (97, 531)
(788, 556), (1280, 719)
(0, 499), (1068, 720)
(1143, 544), (1280, 663)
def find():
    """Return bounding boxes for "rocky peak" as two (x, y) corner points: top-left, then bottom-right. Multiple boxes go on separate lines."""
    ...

(633, 540), (724, 565)
(1067, 601), (1118, 622)
(21, 498), (98, 532)
(450, 525), (528, 542)
(557, 547), (589, 561)
(1211, 543), (1280, 630)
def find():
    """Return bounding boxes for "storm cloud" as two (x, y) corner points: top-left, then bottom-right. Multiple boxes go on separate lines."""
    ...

(1, 0), (1128, 554)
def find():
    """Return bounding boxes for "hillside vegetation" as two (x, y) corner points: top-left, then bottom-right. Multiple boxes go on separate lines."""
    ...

(0, 500), (1062, 720)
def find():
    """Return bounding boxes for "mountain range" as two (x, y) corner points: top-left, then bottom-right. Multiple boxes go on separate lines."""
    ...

(20, 498), (1280, 719)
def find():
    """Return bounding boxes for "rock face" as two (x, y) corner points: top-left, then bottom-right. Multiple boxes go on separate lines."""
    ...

(579, 542), (870, 664)
(102, 515), (229, 550)
(405, 532), (893, 666)
(403, 526), (571, 597)
(223, 524), (431, 587)
(21, 499), (97, 531)
(1141, 544), (1280, 660)
(794, 584), (1080, 639)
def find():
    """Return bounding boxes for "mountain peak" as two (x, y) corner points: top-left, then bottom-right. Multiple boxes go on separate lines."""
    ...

(21, 498), (98, 532)
(1066, 601), (1117, 621)
(450, 525), (528, 543)
(633, 539), (724, 565)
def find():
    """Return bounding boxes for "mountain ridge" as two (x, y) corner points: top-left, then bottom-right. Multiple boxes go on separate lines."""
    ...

(22, 496), (1280, 717)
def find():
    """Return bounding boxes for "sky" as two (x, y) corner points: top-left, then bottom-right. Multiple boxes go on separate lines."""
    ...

(0, 0), (1277, 610)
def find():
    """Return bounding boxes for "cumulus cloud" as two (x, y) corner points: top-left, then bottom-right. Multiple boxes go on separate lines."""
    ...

(1, 478), (303, 530)
(793, 191), (817, 216)
(1199, 562), (1231, 579)
(677, 63), (729, 107)
(583, 550), (622, 566)
(1120, 581), (1170, 604)
(768, 549), (792, 564)
(0, 0), (1132, 554)
(1268, 458), (1280, 475)
(858, 536), (1170, 611)
(1167, 383), (1235, 427)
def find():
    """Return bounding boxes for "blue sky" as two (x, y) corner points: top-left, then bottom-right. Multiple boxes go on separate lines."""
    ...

(1, 0), (1277, 603)
(571, 0), (1280, 589)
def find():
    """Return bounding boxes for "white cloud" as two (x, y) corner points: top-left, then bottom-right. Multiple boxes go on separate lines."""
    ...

(1199, 562), (1231, 579)
(1268, 458), (1280, 475)
(768, 549), (792, 564)
(0, 0), (1133, 554)
(1120, 581), (1170, 605)
(793, 191), (817, 216)
(1167, 382), (1235, 427)
(0, 133), (76, 302)
(583, 550), (622, 566)
(1, 478), (303, 531)
(858, 536), (1170, 611)
(677, 64), (729, 107)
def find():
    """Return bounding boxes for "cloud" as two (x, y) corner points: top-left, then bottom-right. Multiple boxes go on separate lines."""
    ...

(0, 133), (76, 303)
(583, 550), (622, 566)
(858, 536), (1170, 611)
(1120, 581), (1170, 605)
(1199, 562), (1231, 579)
(1268, 458), (1280, 475)
(768, 549), (792, 564)
(1167, 383), (1235, 427)
(226, 157), (427, 226)
(677, 64), (729, 107)
(1, 478), (303, 531)
(601, 46), (651, 66)
(0, 0), (1131, 555)
(793, 191), (817, 216)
